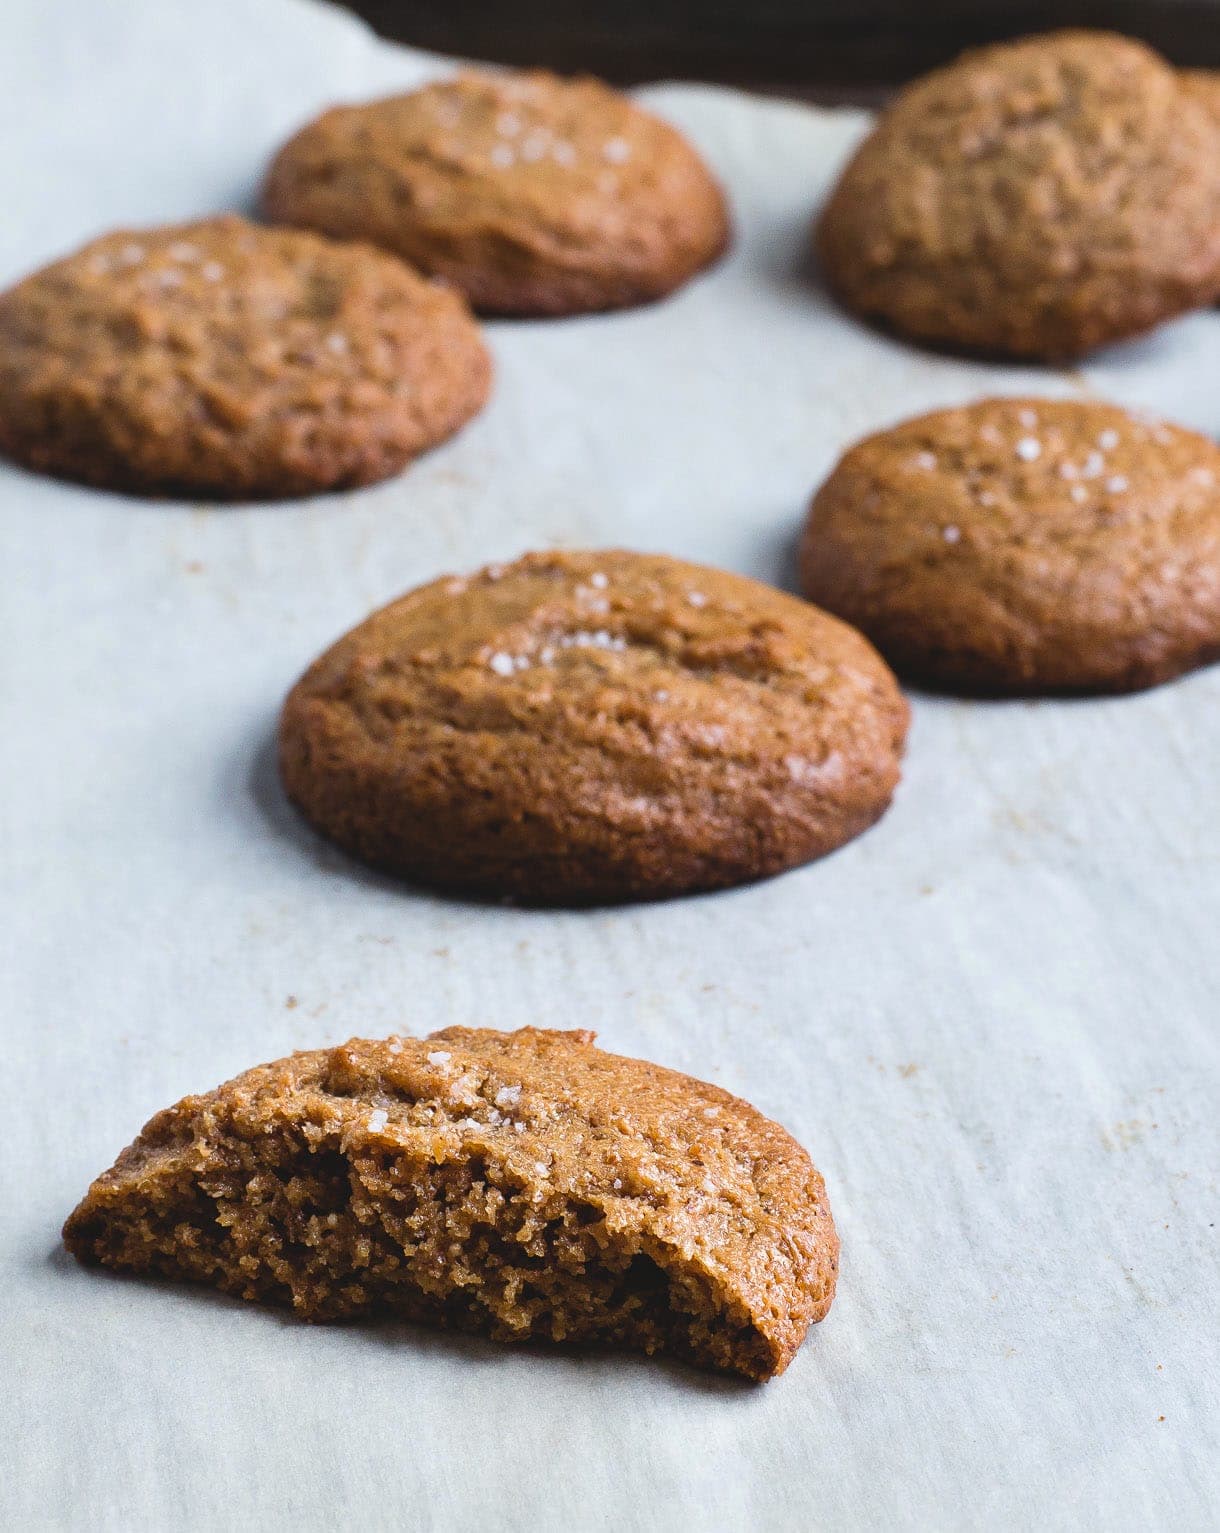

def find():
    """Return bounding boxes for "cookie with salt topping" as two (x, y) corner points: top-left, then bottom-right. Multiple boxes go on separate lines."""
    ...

(816, 31), (1220, 359)
(278, 549), (908, 903)
(0, 215), (490, 498)
(801, 397), (1220, 694)
(63, 1025), (839, 1381)
(262, 71), (730, 317)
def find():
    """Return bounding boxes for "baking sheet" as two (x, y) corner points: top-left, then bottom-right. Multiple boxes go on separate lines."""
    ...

(3, 1), (1218, 1528)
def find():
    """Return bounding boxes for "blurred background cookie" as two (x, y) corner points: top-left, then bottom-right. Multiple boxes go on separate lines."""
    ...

(279, 549), (908, 903)
(815, 31), (1220, 360)
(263, 71), (730, 316)
(0, 215), (491, 499)
(801, 396), (1220, 694)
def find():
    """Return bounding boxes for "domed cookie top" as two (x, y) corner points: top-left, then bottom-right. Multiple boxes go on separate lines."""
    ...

(801, 397), (1220, 693)
(263, 71), (731, 317)
(0, 215), (490, 498)
(63, 1025), (839, 1381)
(816, 31), (1220, 359)
(279, 549), (908, 903)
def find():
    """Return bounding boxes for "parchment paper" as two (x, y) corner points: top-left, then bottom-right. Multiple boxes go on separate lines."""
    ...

(3, 2), (1218, 1528)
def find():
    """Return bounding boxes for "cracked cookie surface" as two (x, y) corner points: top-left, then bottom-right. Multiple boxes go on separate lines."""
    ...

(0, 214), (490, 498)
(816, 31), (1220, 359)
(263, 71), (730, 317)
(801, 397), (1220, 693)
(63, 1026), (839, 1381)
(279, 549), (909, 903)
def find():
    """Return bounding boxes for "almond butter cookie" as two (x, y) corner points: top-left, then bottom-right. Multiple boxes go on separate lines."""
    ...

(801, 397), (1220, 693)
(816, 31), (1220, 359)
(278, 549), (909, 903)
(0, 215), (490, 498)
(263, 71), (730, 317)
(63, 1026), (839, 1381)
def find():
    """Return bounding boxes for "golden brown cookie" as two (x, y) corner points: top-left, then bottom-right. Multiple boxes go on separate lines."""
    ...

(1181, 69), (1220, 119)
(816, 31), (1220, 359)
(278, 549), (909, 903)
(0, 215), (490, 498)
(801, 397), (1220, 694)
(263, 71), (730, 317)
(63, 1026), (839, 1381)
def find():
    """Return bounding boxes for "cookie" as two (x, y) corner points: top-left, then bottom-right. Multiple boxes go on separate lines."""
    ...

(278, 549), (909, 903)
(1181, 69), (1220, 119)
(801, 397), (1220, 694)
(263, 71), (730, 317)
(0, 215), (490, 498)
(816, 31), (1220, 359)
(63, 1026), (839, 1381)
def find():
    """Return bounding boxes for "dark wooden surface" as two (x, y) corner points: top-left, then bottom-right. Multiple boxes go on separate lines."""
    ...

(339, 1), (1220, 97)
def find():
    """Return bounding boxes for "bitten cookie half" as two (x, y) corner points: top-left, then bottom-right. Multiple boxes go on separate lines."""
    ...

(263, 71), (730, 317)
(801, 397), (1220, 694)
(0, 215), (490, 499)
(816, 31), (1220, 360)
(278, 549), (909, 903)
(63, 1027), (839, 1381)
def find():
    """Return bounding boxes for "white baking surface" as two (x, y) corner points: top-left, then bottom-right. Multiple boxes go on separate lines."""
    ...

(3, 1), (1218, 1527)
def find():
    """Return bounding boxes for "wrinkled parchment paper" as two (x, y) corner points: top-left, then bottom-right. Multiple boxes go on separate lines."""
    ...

(3, 1), (1217, 1527)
